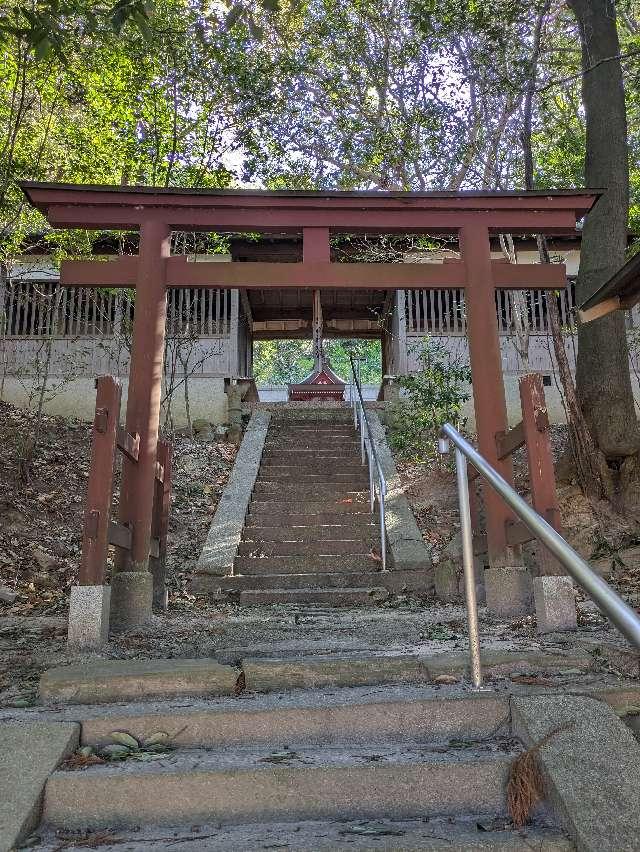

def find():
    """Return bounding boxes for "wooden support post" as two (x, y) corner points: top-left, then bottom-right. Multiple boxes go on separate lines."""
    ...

(150, 439), (172, 610)
(79, 376), (121, 585)
(460, 224), (514, 567)
(312, 289), (324, 372)
(303, 228), (330, 373)
(229, 288), (239, 376)
(112, 219), (169, 630)
(519, 373), (563, 575)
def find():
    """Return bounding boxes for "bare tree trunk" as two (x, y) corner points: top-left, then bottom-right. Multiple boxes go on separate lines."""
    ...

(541, 237), (611, 498)
(0, 262), (7, 401)
(568, 0), (640, 460)
(499, 234), (531, 371)
(517, 0), (612, 498)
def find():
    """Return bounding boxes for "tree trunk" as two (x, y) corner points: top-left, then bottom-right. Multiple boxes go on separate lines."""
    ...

(519, 1), (611, 498)
(568, 0), (640, 459)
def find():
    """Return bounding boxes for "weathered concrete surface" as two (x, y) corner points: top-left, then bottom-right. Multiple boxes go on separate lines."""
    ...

(78, 691), (510, 748)
(485, 567), (533, 618)
(239, 648), (592, 691)
(0, 721), (78, 852)
(534, 576), (577, 634)
(244, 654), (432, 691)
(194, 409), (271, 579)
(368, 412), (433, 584)
(67, 584), (110, 649)
(511, 694), (640, 852)
(109, 571), (153, 633)
(44, 747), (514, 828)
(33, 816), (575, 851)
(40, 658), (240, 705)
(240, 588), (387, 607)
(427, 648), (592, 680)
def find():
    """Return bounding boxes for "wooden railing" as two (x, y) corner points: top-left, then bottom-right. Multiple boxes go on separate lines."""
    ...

(79, 375), (172, 609)
(468, 372), (563, 574)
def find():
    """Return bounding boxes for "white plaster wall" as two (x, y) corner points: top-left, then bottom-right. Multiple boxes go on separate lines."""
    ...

(460, 374), (640, 430)
(1, 376), (229, 426)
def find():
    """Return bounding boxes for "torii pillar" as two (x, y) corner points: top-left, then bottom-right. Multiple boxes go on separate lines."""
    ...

(110, 220), (170, 631)
(460, 224), (514, 566)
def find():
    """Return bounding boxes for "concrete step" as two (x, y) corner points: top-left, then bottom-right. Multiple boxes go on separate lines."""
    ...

(238, 540), (373, 556)
(246, 512), (378, 527)
(272, 415), (355, 424)
(249, 501), (372, 516)
(252, 483), (369, 499)
(75, 688), (511, 749)
(242, 525), (378, 543)
(44, 743), (517, 830)
(197, 568), (429, 596)
(233, 555), (381, 574)
(239, 587), (387, 606)
(261, 451), (362, 462)
(35, 817), (574, 851)
(260, 461), (366, 474)
(220, 571), (386, 591)
(255, 470), (369, 483)
(271, 423), (356, 431)
(264, 437), (359, 446)
(269, 428), (357, 437)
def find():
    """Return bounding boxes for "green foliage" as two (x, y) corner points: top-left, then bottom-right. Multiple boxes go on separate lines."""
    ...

(252, 339), (381, 385)
(0, 1), (155, 61)
(253, 339), (313, 384)
(388, 338), (471, 461)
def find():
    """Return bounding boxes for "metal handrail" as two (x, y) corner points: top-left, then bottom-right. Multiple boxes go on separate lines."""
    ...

(349, 355), (387, 571)
(440, 422), (640, 688)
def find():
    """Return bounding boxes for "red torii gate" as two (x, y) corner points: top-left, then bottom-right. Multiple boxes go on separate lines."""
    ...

(20, 183), (598, 628)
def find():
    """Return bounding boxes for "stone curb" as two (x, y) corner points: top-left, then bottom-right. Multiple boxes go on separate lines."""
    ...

(195, 409), (271, 577)
(40, 659), (240, 705)
(511, 694), (640, 851)
(367, 411), (433, 583)
(0, 721), (78, 852)
(240, 648), (593, 692)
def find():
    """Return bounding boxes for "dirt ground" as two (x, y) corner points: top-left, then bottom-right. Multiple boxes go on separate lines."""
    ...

(1, 404), (639, 711)
(397, 424), (640, 606)
(0, 400), (236, 617)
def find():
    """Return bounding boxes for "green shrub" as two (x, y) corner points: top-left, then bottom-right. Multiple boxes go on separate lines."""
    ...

(388, 338), (471, 461)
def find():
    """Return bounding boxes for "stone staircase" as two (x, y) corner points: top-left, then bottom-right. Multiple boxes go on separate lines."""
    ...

(38, 679), (574, 851)
(218, 407), (389, 606)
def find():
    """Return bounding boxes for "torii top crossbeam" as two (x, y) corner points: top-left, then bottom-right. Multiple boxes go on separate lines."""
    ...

(18, 181), (599, 619)
(21, 182), (596, 232)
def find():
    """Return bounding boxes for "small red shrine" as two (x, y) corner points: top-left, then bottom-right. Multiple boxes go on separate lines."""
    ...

(288, 364), (346, 401)
(288, 288), (346, 401)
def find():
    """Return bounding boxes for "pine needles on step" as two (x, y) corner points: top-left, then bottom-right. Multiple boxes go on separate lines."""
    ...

(507, 723), (573, 828)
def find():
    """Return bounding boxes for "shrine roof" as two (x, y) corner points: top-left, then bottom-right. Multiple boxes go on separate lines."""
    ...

(579, 250), (640, 321)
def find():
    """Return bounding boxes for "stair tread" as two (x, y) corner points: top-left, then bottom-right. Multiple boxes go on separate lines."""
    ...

(219, 572), (389, 590)
(36, 818), (573, 852)
(234, 555), (380, 568)
(51, 740), (520, 778)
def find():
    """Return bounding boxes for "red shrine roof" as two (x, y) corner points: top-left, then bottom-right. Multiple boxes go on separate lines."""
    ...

(288, 364), (347, 401)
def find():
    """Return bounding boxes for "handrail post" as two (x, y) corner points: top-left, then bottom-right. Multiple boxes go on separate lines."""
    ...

(442, 422), (640, 651)
(455, 447), (483, 689)
(379, 485), (387, 572)
(350, 353), (388, 576)
(367, 441), (375, 512)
